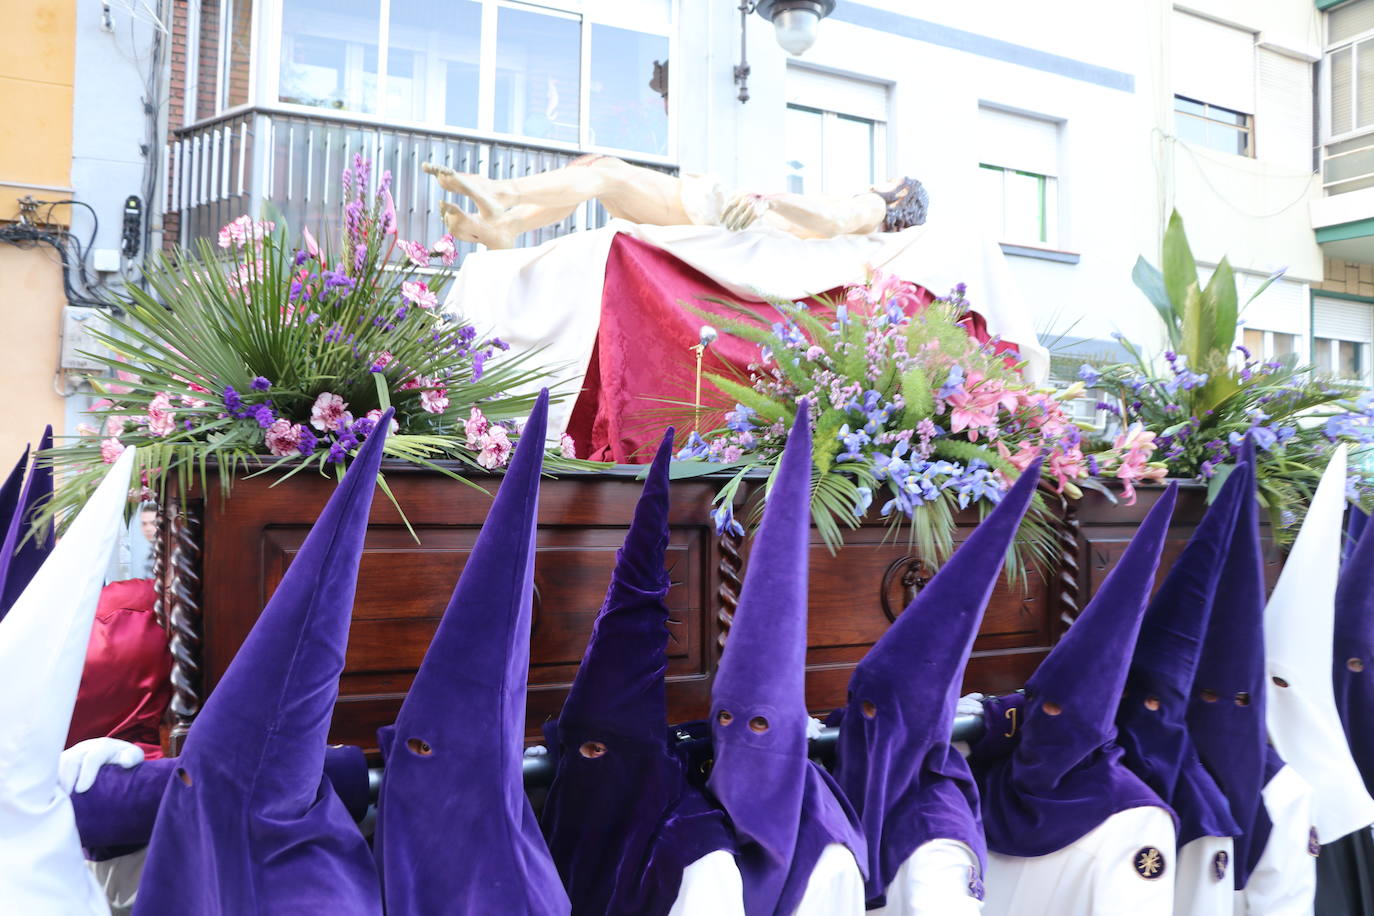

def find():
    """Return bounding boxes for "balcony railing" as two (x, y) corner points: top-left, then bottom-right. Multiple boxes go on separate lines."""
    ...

(1323, 132), (1374, 197)
(167, 107), (678, 256)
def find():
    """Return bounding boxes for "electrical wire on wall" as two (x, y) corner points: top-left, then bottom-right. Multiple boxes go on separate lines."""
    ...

(0, 196), (121, 314)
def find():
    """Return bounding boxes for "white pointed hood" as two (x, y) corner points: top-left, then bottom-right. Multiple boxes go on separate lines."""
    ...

(1265, 443), (1374, 842)
(0, 448), (135, 914)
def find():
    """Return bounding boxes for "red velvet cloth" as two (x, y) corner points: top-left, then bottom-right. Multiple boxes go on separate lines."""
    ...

(565, 234), (1013, 463)
(66, 578), (173, 759)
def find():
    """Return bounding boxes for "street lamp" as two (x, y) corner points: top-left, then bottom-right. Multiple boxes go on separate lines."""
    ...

(757, 0), (836, 55)
(734, 0), (838, 102)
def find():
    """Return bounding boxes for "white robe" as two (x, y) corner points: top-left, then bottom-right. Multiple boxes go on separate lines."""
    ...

(870, 838), (984, 915)
(443, 219), (1049, 438)
(669, 849), (745, 916)
(981, 806), (1176, 916)
(1263, 445), (1374, 843)
(794, 843), (867, 916)
(670, 844), (865, 916)
(1175, 835), (1234, 916)
(1233, 764), (1316, 916)
(0, 449), (135, 916)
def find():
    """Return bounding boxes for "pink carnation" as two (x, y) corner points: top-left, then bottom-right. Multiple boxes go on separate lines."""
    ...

(476, 426), (512, 469)
(146, 393), (176, 437)
(465, 407), (490, 446)
(401, 280), (438, 309)
(366, 408), (400, 435)
(100, 437), (126, 464)
(399, 239), (430, 267)
(264, 419), (303, 456)
(310, 391), (352, 433)
(432, 234), (457, 266)
(217, 215), (274, 249)
(104, 414), (128, 437)
(420, 385), (450, 414)
(558, 432), (577, 459)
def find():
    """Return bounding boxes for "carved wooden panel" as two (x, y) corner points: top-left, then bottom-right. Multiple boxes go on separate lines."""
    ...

(168, 465), (1203, 758)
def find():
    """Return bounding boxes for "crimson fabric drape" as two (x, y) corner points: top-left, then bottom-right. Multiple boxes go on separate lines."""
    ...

(565, 234), (1017, 463)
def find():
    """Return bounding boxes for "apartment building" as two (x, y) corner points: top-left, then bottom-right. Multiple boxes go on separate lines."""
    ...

(15, 1), (1369, 448)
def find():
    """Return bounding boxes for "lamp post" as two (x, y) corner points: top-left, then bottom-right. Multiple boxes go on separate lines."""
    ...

(734, 0), (838, 102)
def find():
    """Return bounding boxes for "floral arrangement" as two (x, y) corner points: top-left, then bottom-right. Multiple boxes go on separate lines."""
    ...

(38, 155), (573, 533)
(1082, 211), (1373, 530)
(673, 272), (1163, 568)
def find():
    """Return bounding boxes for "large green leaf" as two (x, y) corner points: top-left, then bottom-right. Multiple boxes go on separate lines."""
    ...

(1132, 255), (1179, 349)
(1204, 257), (1239, 361)
(1161, 211), (1199, 311)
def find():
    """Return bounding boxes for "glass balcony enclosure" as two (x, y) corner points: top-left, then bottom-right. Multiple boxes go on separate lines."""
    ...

(172, 0), (677, 248)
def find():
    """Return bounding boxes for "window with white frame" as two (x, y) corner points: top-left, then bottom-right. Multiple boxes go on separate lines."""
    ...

(271, 0), (672, 156)
(1172, 11), (1256, 157)
(1327, 0), (1374, 138)
(1314, 295), (1374, 383)
(783, 68), (888, 195)
(977, 106), (1060, 247)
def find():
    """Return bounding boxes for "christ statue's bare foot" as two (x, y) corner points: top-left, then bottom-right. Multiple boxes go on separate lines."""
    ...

(422, 163), (510, 221)
(440, 201), (516, 250)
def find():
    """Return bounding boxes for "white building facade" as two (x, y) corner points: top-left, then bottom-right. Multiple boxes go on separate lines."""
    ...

(119, 0), (1374, 385)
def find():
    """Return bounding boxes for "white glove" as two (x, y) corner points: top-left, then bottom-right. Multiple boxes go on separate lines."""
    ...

(58, 737), (145, 795)
(955, 693), (987, 717)
(806, 717), (826, 740)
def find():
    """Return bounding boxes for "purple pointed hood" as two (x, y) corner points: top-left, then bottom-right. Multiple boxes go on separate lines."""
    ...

(1336, 504), (1374, 799)
(134, 412), (392, 915)
(1344, 507), (1368, 567)
(977, 483), (1177, 857)
(707, 401), (866, 916)
(1186, 439), (1271, 888)
(541, 428), (735, 915)
(835, 458), (1041, 903)
(1117, 462), (1250, 847)
(374, 390), (570, 916)
(0, 445), (25, 531)
(0, 427), (53, 620)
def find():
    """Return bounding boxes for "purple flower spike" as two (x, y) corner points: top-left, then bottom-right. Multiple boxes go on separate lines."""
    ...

(251, 376), (272, 391)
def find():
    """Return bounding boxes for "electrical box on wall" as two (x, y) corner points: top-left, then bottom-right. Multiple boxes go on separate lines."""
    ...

(60, 306), (111, 373)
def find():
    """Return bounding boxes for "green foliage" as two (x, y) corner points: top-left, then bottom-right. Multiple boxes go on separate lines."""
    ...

(36, 203), (576, 536)
(1105, 209), (1374, 534)
(668, 279), (1081, 575)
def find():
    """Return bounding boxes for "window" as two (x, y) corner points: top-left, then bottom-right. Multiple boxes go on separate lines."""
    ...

(279, 0), (380, 113)
(1241, 328), (1297, 360)
(385, 0), (481, 127)
(1328, 0), (1374, 137)
(1175, 96), (1254, 157)
(272, 0), (672, 156)
(1314, 295), (1374, 384)
(1256, 47), (1313, 171)
(783, 68), (887, 195)
(977, 106), (1060, 247)
(195, 0), (254, 120)
(1172, 11), (1255, 155)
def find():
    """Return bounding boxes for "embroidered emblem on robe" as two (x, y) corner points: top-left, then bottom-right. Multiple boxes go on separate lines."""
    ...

(1133, 846), (1166, 880)
(1212, 850), (1228, 881)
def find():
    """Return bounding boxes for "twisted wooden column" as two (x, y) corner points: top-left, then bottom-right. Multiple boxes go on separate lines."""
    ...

(715, 522), (744, 651)
(1053, 487), (1082, 633)
(165, 497), (204, 754)
(150, 501), (167, 629)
